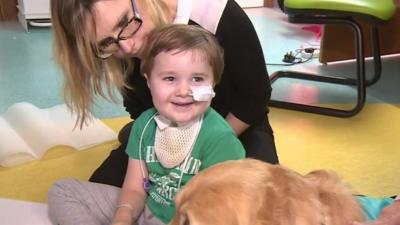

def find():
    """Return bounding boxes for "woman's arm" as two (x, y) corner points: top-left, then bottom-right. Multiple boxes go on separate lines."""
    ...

(123, 59), (153, 120)
(226, 112), (249, 136)
(111, 158), (147, 225)
(215, 0), (270, 126)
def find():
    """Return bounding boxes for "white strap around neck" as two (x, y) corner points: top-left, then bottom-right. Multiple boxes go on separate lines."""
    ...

(154, 116), (202, 168)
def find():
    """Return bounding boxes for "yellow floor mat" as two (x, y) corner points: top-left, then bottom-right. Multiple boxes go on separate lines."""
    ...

(0, 117), (132, 203)
(0, 104), (399, 203)
(271, 104), (400, 197)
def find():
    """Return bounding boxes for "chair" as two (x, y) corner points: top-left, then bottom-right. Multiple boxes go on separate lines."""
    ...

(269, 0), (396, 117)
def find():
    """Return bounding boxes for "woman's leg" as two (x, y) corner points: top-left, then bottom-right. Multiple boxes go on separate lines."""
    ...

(48, 179), (120, 225)
(238, 118), (279, 164)
(89, 121), (133, 187)
(352, 197), (400, 225)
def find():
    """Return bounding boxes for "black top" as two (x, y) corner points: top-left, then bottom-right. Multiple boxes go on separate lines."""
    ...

(123, 0), (271, 126)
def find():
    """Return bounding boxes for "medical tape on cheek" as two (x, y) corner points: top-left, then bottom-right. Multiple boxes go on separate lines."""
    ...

(191, 85), (215, 101)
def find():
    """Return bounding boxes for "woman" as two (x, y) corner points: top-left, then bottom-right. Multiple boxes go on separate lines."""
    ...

(50, 0), (279, 187)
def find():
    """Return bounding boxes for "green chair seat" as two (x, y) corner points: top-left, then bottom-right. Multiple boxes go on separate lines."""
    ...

(285, 0), (396, 21)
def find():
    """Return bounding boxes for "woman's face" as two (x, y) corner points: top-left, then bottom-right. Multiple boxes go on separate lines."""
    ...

(92, 0), (157, 58)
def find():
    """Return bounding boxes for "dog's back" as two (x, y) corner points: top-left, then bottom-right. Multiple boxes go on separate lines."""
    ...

(259, 166), (365, 225)
(170, 159), (364, 225)
(305, 170), (365, 225)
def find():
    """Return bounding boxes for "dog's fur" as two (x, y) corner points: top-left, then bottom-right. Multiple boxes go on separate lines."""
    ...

(170, 159), (364, 225)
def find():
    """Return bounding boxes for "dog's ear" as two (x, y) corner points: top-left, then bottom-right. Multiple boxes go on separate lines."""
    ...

(172, 183), (243, 225)
(170, 191), (192, 225)
(170, 190), (190, 225)
(182, 217), (190, 225)
(187, 190), (241, 225)
(173, 212), (189, 225)
(169, 211), (189, 225)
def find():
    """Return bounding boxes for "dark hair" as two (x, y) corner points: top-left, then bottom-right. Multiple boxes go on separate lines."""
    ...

(141, 24), (224, 84)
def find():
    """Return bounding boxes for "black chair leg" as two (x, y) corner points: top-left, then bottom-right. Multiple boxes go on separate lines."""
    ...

(269, 16), (382, 117)
(367, 26), (382, 86)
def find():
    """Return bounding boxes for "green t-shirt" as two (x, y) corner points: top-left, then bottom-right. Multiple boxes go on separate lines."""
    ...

(126, 107), (245, 223)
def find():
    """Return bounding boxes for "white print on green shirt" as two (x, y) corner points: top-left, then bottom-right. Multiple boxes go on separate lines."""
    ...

(145, 146), (202, 205)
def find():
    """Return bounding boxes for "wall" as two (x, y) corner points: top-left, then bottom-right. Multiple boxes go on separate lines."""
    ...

(320, 4), (400, 62)
(236, 0), (275, 8)
(236, 0), (264, 8)
(0, 0), (17, 21)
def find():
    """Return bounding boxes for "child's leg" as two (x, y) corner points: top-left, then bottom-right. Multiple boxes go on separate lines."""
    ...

(48, 178), (120, 225)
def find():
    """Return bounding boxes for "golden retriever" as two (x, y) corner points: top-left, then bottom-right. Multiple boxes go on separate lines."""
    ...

(170, 159), (364, 225)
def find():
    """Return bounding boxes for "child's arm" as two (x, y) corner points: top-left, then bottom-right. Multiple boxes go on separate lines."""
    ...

(111, 158), (148, 225)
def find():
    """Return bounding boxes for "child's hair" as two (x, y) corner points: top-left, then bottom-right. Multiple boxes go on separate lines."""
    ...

(140, 24), (224, 84)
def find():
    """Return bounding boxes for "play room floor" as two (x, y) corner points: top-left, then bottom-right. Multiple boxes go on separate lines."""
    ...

(0, 5), (399, 202)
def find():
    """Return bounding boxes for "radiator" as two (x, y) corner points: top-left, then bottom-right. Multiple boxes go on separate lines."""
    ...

(17, 0), (51, 31)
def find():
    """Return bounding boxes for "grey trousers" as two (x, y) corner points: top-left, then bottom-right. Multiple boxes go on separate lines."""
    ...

(47, 178), (165, 225)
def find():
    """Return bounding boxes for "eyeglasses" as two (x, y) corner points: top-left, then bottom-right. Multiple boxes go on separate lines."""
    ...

(96, 0), (142, 59)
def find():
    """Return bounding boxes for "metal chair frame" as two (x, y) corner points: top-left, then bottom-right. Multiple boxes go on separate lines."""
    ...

(269, 14), (382, 117)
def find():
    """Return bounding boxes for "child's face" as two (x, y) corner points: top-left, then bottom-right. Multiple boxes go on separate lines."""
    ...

(146, 49), (214, 126)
